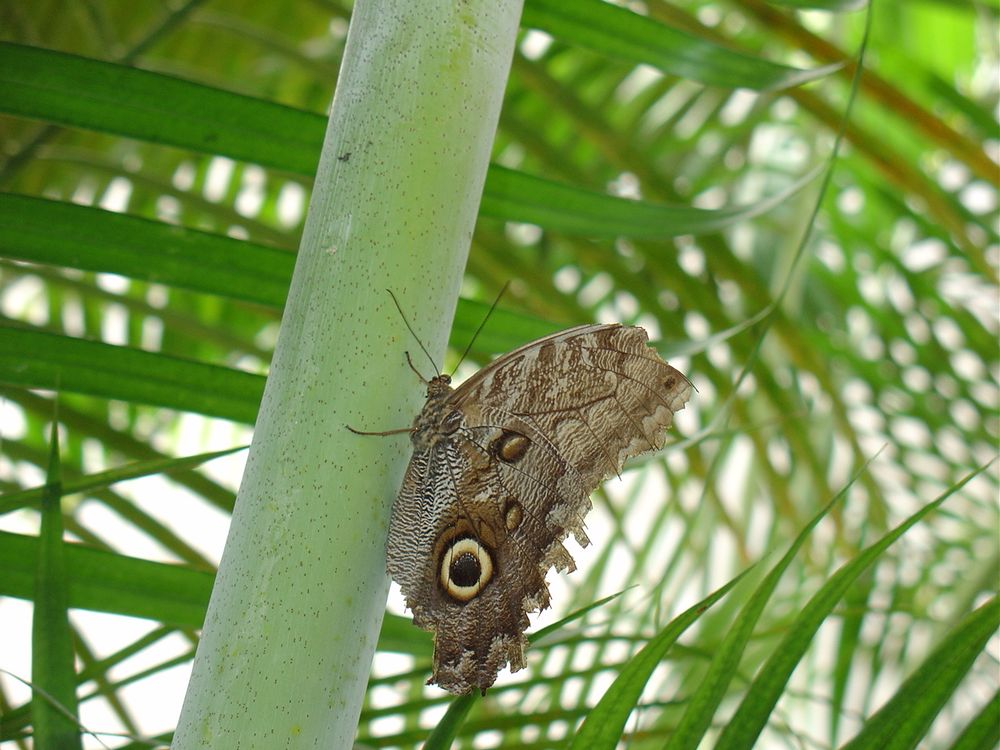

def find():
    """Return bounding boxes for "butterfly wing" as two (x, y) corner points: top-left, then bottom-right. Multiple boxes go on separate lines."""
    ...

(386, 324), (692, 694)
(388, 432), (567, 693)
(453, 324), (692, 492)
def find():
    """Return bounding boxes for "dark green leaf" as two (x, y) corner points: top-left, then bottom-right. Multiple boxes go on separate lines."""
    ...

(523, 0), (839, 90)
(569, 569), (751, 748)
(424, 694), (477, 750)
(0, 42), (324, 174)
(0, 44), (821, 241)
(481, 164), (823, 239)
(31, 421), (82, 750)
(948, 690), (1000, 750)
(666, 458), (876, 749)
(0, 194), (294, 307)
(0, 445), (247, 516)
(715, 464), (994, 750)
(2, 529), (423, 656)
(766, 0), (868, 10)
(840, 596), (1000, 750)
(0, 325), (265, 424)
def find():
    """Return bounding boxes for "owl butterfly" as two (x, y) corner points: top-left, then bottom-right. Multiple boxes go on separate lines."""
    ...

(366, 319), (692, 694)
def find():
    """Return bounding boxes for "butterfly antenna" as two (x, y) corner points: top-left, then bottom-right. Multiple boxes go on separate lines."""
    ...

(386, 289), (439, 377)
(454, 281), (510, 373)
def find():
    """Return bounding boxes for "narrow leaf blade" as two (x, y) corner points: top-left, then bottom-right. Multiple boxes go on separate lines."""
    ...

(715, 463), (993, 749)
(31, 421), (82, 749)
(840, 596), (1000, 750)
(569, 570), (751, 748)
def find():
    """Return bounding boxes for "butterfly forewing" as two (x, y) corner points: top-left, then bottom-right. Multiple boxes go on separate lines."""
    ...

(385, 324), (692, 694)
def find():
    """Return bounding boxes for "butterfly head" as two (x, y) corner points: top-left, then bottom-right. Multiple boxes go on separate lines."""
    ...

(425, 373), (452, 398)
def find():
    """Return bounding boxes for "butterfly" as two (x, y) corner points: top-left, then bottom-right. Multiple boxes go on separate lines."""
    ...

(353, 314), (692, 694)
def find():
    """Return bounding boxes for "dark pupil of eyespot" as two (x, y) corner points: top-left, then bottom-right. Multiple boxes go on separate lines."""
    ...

(450, 552), (481, 587)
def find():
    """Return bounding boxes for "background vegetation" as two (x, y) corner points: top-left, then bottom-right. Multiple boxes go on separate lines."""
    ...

(0, 0), (997, 748)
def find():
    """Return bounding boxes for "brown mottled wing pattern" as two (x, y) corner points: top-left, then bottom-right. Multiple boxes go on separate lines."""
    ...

(385, 324), (692, 694)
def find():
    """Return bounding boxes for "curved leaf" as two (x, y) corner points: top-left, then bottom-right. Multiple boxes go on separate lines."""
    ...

(0, 445), (247, 516)
(665, 458), (876, 749)
(481, 163), (822, 239)
(0, 193), (294, 307)
(0, 325), (265, 424)
(0, 529), (423, 655)
(522, 0), (840, 90)
(840, 596), (1000, 750)
(715, 464), (994, 749)
(948, 690), (1000, 750)
(0, 42), (324, 175)
(0, 43), (821, 241)
(569, 570), (750, 748)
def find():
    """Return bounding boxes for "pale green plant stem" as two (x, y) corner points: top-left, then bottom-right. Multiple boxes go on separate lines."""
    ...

(172, 1), (523, 746)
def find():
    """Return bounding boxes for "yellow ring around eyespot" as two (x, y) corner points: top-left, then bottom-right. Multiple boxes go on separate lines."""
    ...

(439, 538), (494, 602)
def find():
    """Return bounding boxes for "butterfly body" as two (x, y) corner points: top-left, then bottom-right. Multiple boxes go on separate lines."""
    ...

(385, 324), (692, 694)
(408, 374), (458, 451)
